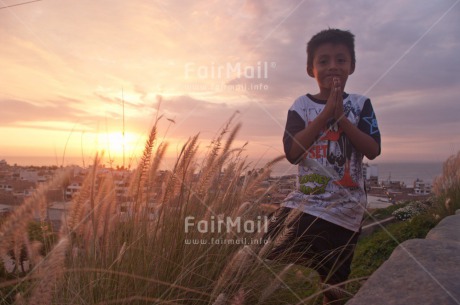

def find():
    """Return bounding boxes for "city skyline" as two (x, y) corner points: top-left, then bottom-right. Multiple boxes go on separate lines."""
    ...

(1, 0), (460, 168)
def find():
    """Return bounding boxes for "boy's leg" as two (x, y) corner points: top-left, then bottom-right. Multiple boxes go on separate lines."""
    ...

(296, 217), (359, 305)
(262, 208), (359, 304)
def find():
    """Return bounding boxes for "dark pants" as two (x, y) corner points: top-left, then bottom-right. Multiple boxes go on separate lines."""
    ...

(263, 207), (360, 284)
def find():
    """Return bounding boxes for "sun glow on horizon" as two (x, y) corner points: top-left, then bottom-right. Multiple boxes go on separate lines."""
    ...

(95, 131), (142, 159)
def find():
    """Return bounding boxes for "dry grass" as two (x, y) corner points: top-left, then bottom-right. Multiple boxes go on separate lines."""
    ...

(0, 117), (283, 304)
(0, 170), (70, 304)
(433, 150), (460, 217)
(0, 117), (347, 305)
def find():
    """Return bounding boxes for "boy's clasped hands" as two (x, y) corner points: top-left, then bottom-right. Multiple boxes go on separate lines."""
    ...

(324, 76), (345, 124)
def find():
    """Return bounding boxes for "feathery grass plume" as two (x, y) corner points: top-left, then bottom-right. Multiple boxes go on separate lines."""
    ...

(434, 151), (460, 192)
(15, 293), (26, 305)
(13, 241), (22, 273)
(130, 119), (160, 214)
(258, 263), (294, 304)
(196, 138), (221, 197)
(172, 134), (200, 199)
(30, 242), (46, 270)
(63, 154), (103, 242)
(222, 157), (249, 209)
(320, 282), (353, 304)
(160, 167), (176, 205)
(230, 288), (246, 305)
(211, 123), (242, 187)
(147, 142), (169, 202)
(272, 225), (296, 250)
(257, 209), (293, 259)
(74, 200), (92, 239)
(0, 169), (69, 258)
(157, 137), (199, 227)
(111, 241), (127, 266)
(285, 208), (303, 227)
(158, 164), (178, 208)
(258, 237), (274, 259)
(445, 198), (451, 210)
(92, 173), (117, 255)
(219, 160), (237, 188)
(87, 153), (103, 254)
(222, 122), (241, 158)
(204, 152), (250, 222)
(433, 150), (460, 217)
(211, 246), (255, 299)
(197, 117), (237, 197)
(89, 153), (100, 213)
(102, 192), (118, 256)
(159, 138), (196, 207)
(212, 293), (228, 305)
(242, 155), (284, 200)
(23, 234), (42, 270)
(64, 171), (94, 235)
(214, 148), (245, 193)
(234, 201), (251, 218)
(254, 187), (269, 197)
(59, 155), (107, 258)
(29, 237), (69, 305)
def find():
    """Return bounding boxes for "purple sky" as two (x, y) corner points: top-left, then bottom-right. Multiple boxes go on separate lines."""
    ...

(1, 0), (459, 166)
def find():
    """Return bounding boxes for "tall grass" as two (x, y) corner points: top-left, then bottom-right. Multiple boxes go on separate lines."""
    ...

(0, 170), (70, 304)
(0, 118), (323, 305)
(433, 151), (460, 218)
(9, 126), (457, 304)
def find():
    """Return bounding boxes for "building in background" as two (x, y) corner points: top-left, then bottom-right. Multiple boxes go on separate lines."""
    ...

(363, 163), (379, 187)
(413, 179), (432, 195)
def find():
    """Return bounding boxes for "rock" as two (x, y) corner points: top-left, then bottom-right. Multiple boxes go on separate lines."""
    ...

(426, 214), (460, 243)
(347, 239), (460, 305)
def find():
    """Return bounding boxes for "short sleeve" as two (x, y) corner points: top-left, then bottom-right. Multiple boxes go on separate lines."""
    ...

(357, 99), (381, 155)
(283, 110), (306, 164)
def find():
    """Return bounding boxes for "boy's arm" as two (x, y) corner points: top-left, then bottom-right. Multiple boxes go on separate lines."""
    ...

(286, 110), (329, 163)
(285, 80), (341, 163)
(334, 86), (381, 160)
(337, 118), (380, 160)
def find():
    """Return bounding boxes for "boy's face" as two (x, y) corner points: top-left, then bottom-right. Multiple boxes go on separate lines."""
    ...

(308, 43), (355, 91)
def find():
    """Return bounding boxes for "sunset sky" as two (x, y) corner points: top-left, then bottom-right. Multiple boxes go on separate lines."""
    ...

(1, 0), (459, 168)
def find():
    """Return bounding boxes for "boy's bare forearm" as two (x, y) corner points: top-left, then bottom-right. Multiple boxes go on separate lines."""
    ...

(288, 112), (329, 161)
(287, 81), (339, 162)
(338, 117), (380, 160)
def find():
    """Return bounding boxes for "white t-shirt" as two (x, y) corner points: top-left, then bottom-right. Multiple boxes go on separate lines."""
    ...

(282, 93), (381, 232)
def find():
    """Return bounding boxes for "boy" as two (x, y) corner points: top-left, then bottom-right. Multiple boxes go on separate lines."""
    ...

(263, 29), (381, 304)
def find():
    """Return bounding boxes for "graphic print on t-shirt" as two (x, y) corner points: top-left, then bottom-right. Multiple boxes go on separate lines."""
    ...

(305, 114), (359, 190)
(282, 93), (381, 232)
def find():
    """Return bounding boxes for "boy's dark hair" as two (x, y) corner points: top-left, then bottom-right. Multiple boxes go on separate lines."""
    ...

(306, 28), (356, 76)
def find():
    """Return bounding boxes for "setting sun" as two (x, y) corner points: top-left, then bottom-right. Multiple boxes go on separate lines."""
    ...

(65, 130), (147, 167)
(98, 132), (142, 158)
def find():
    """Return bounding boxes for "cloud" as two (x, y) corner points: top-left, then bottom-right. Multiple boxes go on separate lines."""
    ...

(0, 99), (86, 125)
(1, 0), (459, 162)
(377, 90), (460, 134)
